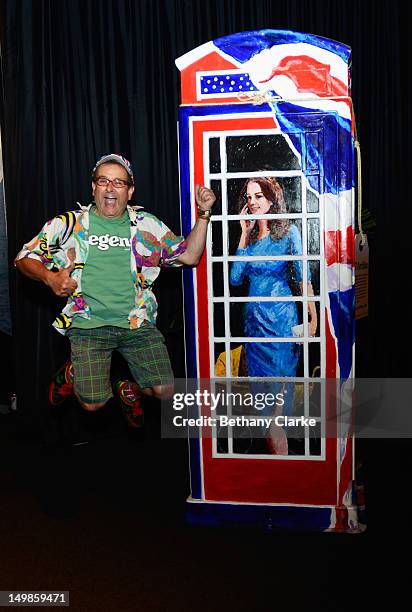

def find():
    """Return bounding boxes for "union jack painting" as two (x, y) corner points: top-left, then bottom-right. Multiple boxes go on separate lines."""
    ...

(176, 30), (364, 532)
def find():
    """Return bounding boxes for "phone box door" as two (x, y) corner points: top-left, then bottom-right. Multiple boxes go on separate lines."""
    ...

(176, 31), (362, 532)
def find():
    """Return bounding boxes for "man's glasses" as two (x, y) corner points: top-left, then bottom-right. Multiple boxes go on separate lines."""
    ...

(94, 177), (132, 188)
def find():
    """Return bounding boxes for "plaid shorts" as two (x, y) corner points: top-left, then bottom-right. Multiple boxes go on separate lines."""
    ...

(67, 324), (174, 404)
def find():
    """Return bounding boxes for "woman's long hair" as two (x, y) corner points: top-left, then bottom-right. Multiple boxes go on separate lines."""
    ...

(238, 177), (289, 244)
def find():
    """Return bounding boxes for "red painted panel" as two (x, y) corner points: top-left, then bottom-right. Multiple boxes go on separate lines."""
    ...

(325, 227), (355, 266)
(259, 55), (347, 98)
(190, 113), (340, 506)
(181, 51), (238, 104)
(202, 436), (338, 505)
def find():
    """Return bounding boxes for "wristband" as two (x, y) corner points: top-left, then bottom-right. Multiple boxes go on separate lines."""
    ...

(197, 206), (212, 219)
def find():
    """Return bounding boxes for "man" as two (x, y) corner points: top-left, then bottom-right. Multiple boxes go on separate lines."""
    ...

(15, 153), (215, 427)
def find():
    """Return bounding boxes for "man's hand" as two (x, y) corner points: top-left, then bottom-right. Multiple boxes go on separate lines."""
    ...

(15, 256), (77, 298)
(195, 184), (216, 211)
(176, 185), (216, 266)
(46, 262), (77, 297)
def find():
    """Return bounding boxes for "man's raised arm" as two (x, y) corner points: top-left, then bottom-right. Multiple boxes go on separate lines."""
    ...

(177, 184), (216, 266)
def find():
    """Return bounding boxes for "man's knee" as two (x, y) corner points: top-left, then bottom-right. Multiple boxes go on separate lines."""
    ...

(151, 383), (174, 400)
(74, 392), (108, 412)
(79, 400), (107, 412)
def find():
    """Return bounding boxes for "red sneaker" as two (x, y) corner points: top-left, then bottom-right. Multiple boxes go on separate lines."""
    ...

(48, 361), (74, 406)
(114, 380), (144, 429)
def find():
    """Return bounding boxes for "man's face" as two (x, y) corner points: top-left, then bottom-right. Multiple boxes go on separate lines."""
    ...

(92, 162), (134, 219)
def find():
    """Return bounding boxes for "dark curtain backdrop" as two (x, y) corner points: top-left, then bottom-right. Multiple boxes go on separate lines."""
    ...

(0, 0), (410, 433)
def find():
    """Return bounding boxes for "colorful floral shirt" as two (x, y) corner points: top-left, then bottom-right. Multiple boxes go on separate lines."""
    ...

(15, 203), (187, 335)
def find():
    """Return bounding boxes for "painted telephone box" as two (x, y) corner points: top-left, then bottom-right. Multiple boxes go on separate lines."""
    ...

(175, 31), (363, 531)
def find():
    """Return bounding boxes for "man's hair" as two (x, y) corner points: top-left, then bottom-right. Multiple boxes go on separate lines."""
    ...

(92, 160), (133, 184)
(92, 153), (134, 184)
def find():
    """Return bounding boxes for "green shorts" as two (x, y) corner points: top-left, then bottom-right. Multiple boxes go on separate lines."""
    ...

(67, 324), (174, 404)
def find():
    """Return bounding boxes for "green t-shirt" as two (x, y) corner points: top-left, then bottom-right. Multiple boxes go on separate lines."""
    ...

(72, 208), (135, 329)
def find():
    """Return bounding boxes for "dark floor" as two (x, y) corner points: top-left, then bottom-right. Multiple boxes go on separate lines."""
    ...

(0, 401), (408, 611)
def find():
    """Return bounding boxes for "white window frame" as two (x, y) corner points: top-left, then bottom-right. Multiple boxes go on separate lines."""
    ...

(202, 128), (326, 460)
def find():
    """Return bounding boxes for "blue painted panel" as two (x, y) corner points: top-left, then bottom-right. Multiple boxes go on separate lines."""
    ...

(213, 30), (351, 64)
(186, 501), (332, 531)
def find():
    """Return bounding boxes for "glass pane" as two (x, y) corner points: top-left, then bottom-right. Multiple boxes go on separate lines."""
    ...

(211, 220), (223, 256)
(311, 302), (321, 339)
(210, 179), (222, 216)
(307, 218), (320, 255)
(309, 423), (322, 456)
(209, 137), (220, 173)
(307, 173), (321, 195)
(212, 262), (224, 297)
(286, 426), (306, 456)
(214, 343), (227, 377)
(213, 381), (231, 415)
(230, 301), (303, 338)
(282, 176), (302, 213)
(227, 343), (248, 377)
(216, 428), (229, 453)
(233, 436), (260, 454)
(309, 382), (321, 418)
(213, 302), (225, 338)
(308, 260), (320, 295)
(291, 381), (306, 417)
(227, 177), (247, 215)
(228, 302), (245, 338)
(226, 134), (301, 172)
(295, 341), (304, 378)
(284, 439), (305, 455)
(309, 342), (321, 377)
(306, 185), (319, 213)
(300, 301), (320, 338)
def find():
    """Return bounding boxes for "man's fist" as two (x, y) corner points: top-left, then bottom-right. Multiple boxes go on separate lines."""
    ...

(46, 262), (78, 297)
(195, 184), (216, 211)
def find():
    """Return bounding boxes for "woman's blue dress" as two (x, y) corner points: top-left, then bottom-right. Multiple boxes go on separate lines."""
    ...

(230, 224), (303, 379)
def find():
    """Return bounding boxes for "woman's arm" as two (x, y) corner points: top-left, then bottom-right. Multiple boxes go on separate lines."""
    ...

(230, 249), (249, 286)
(299, 281), (318, 337)
(289, 224), (317, 337)
(230, 204), (255, 285)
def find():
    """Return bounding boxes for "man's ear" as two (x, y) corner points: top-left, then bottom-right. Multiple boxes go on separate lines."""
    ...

(92, 182), (96, 196)
(128, 185), (135, 201)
